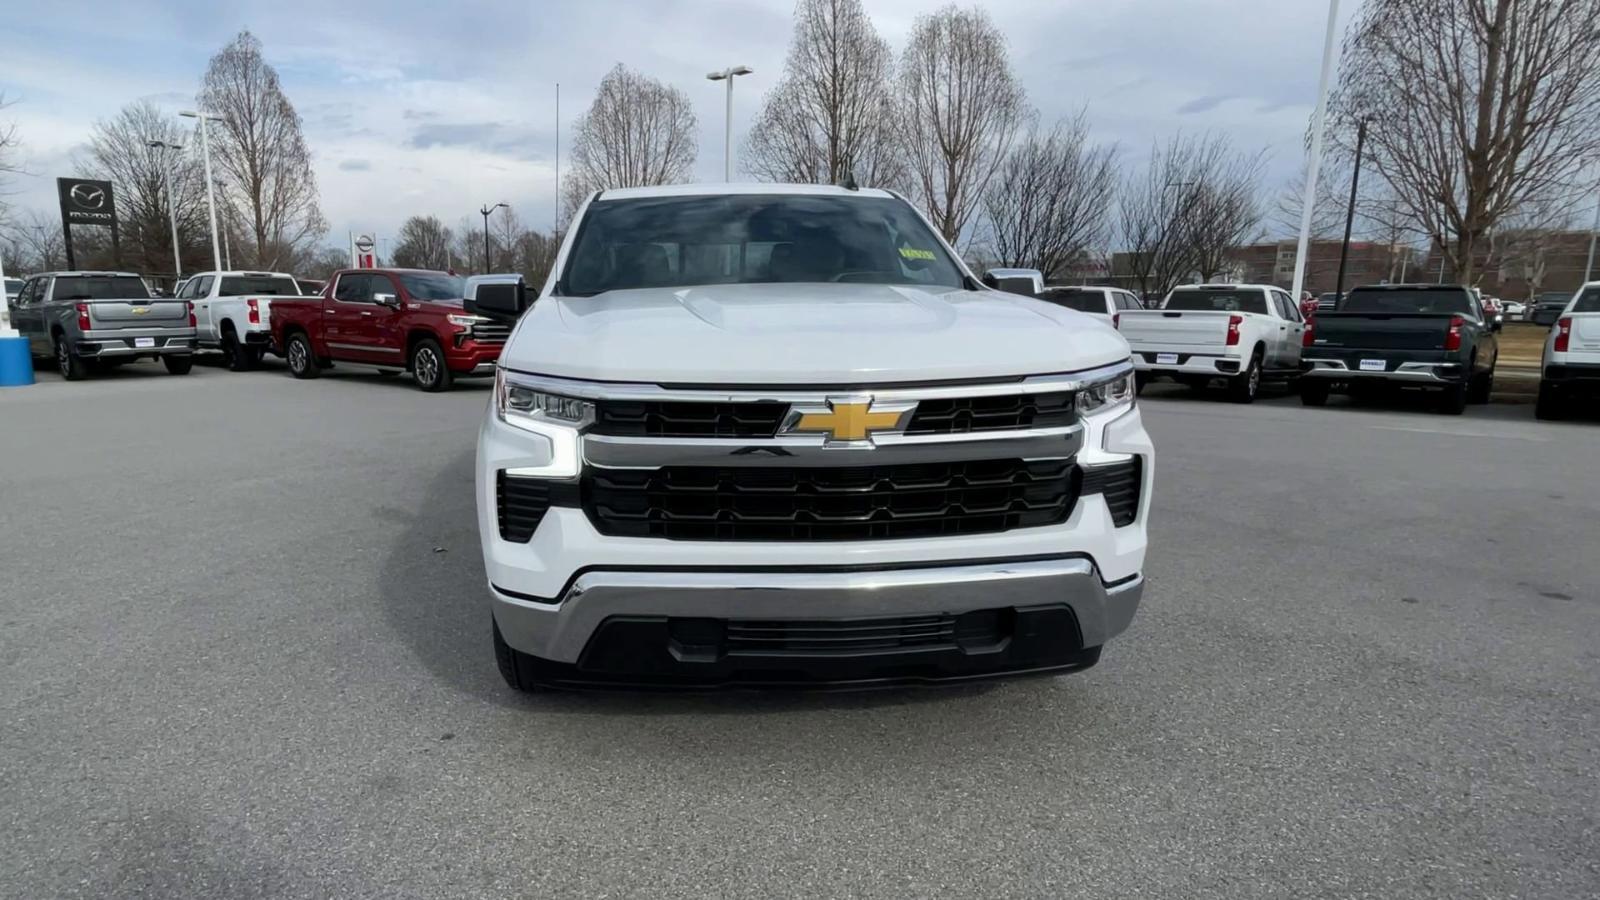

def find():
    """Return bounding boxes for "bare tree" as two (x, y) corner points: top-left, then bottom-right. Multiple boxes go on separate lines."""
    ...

(1329, 0), (1600, 283)
(1272, 160), (1349, 240)
(981, 112), (1118, 281)
(6, 209), (68, 272)
(899, 5), (1027, 243)
(744, 0), (903, 188)
(1180, 145), (1266, 281)
(81, 101), (213, 276)
(562, 64), (697, 216)
(198, 30), (327, 270)
(391, 215), (455, 269)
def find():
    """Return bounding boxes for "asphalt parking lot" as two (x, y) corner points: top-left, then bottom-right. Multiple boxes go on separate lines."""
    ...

(2, 360), (1597, 899)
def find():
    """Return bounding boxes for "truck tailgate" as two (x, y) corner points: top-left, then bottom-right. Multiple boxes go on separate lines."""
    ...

(88, 299), (190, 329)
(1119, 310), (1231, 350)
(1311, 312), (1454, 351)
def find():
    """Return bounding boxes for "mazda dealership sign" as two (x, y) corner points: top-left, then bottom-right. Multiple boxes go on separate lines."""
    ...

(57, 178), (118, 226)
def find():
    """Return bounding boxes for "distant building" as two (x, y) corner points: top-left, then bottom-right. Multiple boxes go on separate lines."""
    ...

(1421, 229), (1596, 299)
(1229, 239), (1417, 294)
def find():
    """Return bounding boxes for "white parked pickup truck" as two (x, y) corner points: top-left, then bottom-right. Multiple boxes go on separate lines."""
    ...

(1119, 283), (1308, 403)
(1536, 281), (1600, 420)
(470, 183), (1153, 692)
(178, 270), (312, 371)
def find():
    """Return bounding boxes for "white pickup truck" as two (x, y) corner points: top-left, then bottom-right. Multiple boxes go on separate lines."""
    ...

(1536, 281), (1600, 420)
(1119, 283), (1308, 403)
(177, 270), (311, 371)
(470, 183), (1153, 692)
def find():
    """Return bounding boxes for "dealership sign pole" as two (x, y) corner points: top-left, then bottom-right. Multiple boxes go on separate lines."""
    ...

(1291, 0), (1340, 302)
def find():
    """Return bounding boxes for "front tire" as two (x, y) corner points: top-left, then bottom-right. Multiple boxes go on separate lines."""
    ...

(55, 337), (88, 381)
(1134, 372), (1149, 395)
(1227, 350), (1262, 404)
(410, 337), (452, 393)
(162, 355), (193, 375)
(285, 332), (321, 379)
(493, 619), (549, 694)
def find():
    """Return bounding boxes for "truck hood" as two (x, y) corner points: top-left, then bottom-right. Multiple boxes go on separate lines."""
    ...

(501, 282), (1129, 385)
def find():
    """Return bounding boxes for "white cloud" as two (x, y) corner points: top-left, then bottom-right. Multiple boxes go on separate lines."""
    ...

(2, 0), (1360, 258)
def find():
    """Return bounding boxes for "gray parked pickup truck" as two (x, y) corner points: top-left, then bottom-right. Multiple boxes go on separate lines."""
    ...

(1300, 284), (1499, 414)
(7, 271), (197, 380)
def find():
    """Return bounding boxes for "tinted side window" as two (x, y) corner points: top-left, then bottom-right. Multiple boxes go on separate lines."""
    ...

(1571, 287), (1600, 314)
(334, 274), (369, 302)
(368, 274), (397, 300)
(193, 276), (215, 298)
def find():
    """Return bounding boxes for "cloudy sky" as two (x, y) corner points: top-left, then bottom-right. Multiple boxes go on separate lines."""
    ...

(1, 0), (1357, 250)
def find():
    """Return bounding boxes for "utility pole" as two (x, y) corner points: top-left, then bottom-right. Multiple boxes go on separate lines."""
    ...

(1291, 0), (1341, 302)
(706, 66), (753, 182)
(1334, 119), (1366, 299)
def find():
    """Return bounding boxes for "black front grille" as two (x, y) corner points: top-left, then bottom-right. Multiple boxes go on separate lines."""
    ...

(726, 615), (958, 655)
(470, 322), (512, 343)
(1081, 457), (1142, 527)
(497, 472), (580, 542)
(584, 458), (1080, 541)
(592, 400), (788, 437)
(905, 392), (1075, 434)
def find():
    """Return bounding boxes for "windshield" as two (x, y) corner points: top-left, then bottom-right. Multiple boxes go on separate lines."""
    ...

(1341, 288), (1473, 315)
(561, 193), (965, 296)
(52, 275), (151, 301)
(1571, 287), (1600, 314)
(219, 275), (300, 296)
(1038, 289), (1107, 313)
(398, 273), (464, 301)
(1164, 289), (1268, 315)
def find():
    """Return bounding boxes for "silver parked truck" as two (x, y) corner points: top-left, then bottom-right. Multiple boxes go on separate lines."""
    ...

(7, 271), (197, 380)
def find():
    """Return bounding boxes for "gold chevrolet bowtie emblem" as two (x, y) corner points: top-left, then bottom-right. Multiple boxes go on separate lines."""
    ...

(788, 398), (914, 444)
(131, 307), (150, 315)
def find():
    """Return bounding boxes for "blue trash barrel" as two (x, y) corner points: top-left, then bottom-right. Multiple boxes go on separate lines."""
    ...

(0, 334), (35, 386)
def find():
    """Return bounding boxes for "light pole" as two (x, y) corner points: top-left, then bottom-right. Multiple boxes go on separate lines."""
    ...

(1334, 119), (1367, 299)
(1290, 0), (1341, 302)
(148, 140), (185, 284)
(180, 110), (224, 272)
(1585, 190), (1599, 283)
(480, 203), (507, 271)
(706, 66), (753, 182)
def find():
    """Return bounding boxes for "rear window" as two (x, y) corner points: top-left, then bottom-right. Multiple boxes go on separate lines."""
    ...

(4, 279), (22, 294)
(1164, 289), (1269, 315)
(1571, 288), (1600, 314)
(51, 276), (151, 301)
(1537, 292), (1571, 306)
(1038, 289), (1107, 313)
(1340, 288), (1473, 315)
(219, 276), (300, 296)
(398, 273), (465, 301)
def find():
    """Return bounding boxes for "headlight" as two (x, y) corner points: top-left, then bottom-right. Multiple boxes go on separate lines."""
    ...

(447, 313), (487, 328)
(1076, 368), (1135, 416)
(494, 370), (592, 478)
(495, 370), (594, 427)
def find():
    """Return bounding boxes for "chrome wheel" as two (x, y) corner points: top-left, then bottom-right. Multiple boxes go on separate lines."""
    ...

(287, 337), (307, 373)
(1247, 363), (1260, 397)
(414, 346), (439, 387)
(56, 341), (70, 377)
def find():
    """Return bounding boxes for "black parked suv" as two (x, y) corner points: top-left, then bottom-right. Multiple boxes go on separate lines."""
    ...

(1298, 284), (1500, 415)
(1529, 291), (1574, 326)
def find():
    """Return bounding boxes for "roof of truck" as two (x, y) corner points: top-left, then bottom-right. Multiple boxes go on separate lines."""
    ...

(592, 183), (899, 202)
(34, 271), (143, 278)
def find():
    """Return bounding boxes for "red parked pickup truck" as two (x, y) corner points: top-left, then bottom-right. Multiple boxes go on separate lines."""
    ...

(269, 268), (509, 391)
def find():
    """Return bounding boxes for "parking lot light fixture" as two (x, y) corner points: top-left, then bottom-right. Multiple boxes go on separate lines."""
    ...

(481, 203), (508, 272)
(148, 140), (185, 282)
(180, 110), (224, 272)
(707, 66), (753, 182)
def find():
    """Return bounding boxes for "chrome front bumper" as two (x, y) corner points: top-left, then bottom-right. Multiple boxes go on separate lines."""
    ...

(489, 557), (1143, 664)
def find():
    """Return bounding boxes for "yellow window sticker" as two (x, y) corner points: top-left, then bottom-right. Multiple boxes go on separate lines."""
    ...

(899, 247), (936, 261)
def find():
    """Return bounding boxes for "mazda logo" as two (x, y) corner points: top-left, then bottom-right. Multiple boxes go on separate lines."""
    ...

(70, 184), (106, 210)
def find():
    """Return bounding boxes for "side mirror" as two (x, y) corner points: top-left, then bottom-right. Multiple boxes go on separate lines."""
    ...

(464, 275), (529, 320)
(373, 292), (399, 307)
